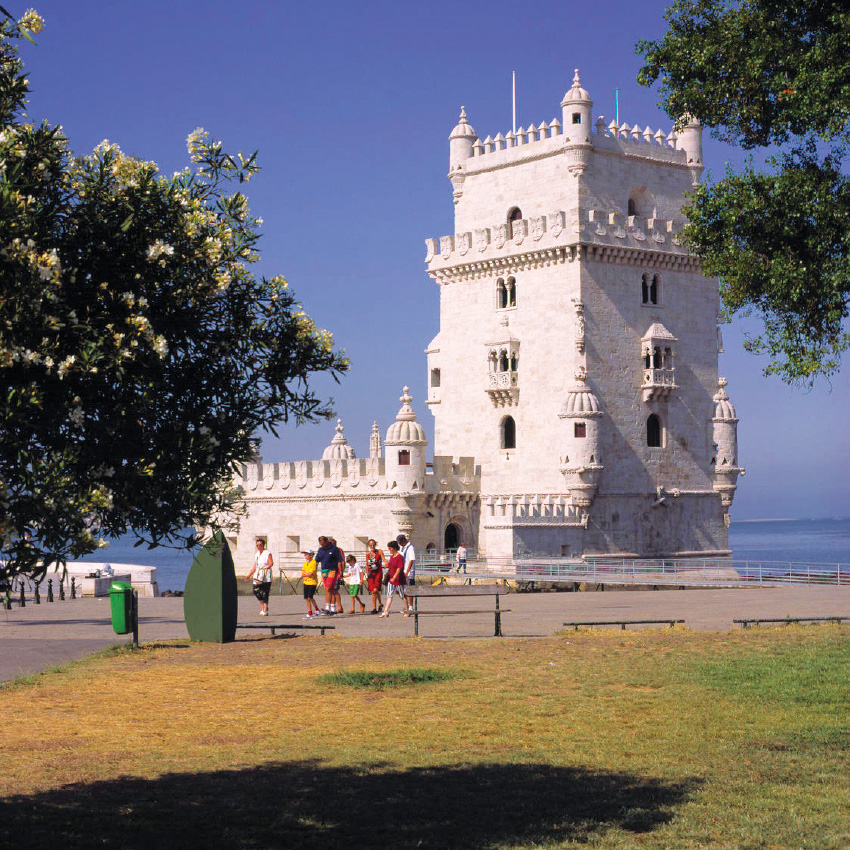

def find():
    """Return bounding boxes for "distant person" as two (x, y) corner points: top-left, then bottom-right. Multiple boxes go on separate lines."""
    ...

(456, 543), (467, 574)
(245, 538), (273, 617)
(343, 554), (366, 614)
(380, 540), (410, 618)
(397, 534), (416, 586)
(365, 538), (385, 614)
(315, 535), (340, 616)
(329, 537), (345, 614)
(301, 549), (320, 619)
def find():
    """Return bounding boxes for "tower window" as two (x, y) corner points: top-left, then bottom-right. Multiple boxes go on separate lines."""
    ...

(647, 414), (662, 448)
(430, 368), (441, 388)
(398, 450), (410, 466)
(496, 276), (517, 310)
(572, 113), (581, 124)
(641, 271), (661, 306)
(574, 423), (586, 438)
(501, 416), (516, 450)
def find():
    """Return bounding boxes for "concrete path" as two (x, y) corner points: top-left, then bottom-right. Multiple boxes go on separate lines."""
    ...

(3, 584), (850, 681)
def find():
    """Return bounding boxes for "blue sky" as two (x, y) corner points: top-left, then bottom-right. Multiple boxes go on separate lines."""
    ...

(20, 0), (850, 520)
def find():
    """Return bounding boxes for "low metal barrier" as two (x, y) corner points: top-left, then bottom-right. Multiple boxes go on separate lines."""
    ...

(415, 556), (847, 589)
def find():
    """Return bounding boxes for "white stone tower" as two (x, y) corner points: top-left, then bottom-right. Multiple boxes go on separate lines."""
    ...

(425, 71), (741, 560)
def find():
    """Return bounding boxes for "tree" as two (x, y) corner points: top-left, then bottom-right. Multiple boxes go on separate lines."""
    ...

(0, 13), (348, 581)
(637, 0), (850, 383)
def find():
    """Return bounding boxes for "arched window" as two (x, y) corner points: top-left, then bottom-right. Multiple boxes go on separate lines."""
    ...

(641, 273), (649, 304)
(664, 347), (673, 369)
(644, 348), (651, 369)
(650, 274), (659, 305)
(508, 207), (522, 238)
(647, 414), (662, 448)
(653, 346), (662, 369)
(496, 277), (507, 309)
(506, 276), (517, 307)
(398, 450), (411, 466)
(499, 350), (509, 372)
(502, 416), (516, 450)
(510, 352), (518, 371)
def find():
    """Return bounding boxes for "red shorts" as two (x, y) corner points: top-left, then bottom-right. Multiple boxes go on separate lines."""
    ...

(323, 571), (337, 590)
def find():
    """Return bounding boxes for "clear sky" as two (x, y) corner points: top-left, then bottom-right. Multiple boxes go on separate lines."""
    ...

(19, 0), (850, 520)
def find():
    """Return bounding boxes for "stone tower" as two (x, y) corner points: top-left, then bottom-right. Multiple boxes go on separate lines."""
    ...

(424, 71), (741, 559)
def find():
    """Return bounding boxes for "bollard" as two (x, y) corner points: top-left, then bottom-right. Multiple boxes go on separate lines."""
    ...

(47, 579), (54, 602)
(19, 582), (25, 607)
(59, 579), (66, 601)
(70, 576), (76, 599)
(34, 582), (41, 604)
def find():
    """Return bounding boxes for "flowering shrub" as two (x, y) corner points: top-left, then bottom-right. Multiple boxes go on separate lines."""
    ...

(0, 12), (348, 580)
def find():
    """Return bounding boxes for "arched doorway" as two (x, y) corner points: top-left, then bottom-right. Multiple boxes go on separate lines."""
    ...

(444, 523), (461, 553)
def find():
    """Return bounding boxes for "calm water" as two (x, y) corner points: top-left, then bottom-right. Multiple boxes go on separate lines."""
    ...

(729, 517), (850, 566)
(69, 517), (850, 591)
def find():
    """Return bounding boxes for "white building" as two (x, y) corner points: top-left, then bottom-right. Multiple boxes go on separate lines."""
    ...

(226, 72), (742, 568)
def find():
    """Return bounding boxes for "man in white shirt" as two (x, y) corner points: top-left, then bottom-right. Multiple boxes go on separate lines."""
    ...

(397, 534), (416, 586)
(455, 544), (467, 574)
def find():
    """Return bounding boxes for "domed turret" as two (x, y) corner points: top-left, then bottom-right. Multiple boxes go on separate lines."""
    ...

(561, 70), (593, 175)
(449, 106), (477, 168)
(449, 107), (477, 204)
(385, 386), (427, 491)
(558, 368), (604, 507)
(322, 419), (356, 461)
(711, 378), (743, 509)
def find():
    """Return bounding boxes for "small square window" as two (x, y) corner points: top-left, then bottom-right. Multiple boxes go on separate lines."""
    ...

(572, 113), (581, 124)
(574, 423), (586, 438)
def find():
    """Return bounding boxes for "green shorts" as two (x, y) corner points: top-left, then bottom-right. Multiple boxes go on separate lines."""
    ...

(347, 584), (361, 596)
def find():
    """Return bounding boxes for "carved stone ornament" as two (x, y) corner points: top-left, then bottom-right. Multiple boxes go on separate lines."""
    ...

(424, 237), (438, 263)
(493, 223), (508, 249)
(613, 225), (626, 239)
(633, 229), (646, 242)
(548, 211), (564, 237)
(653, 232), (665, 244)
(457, 231), (471, 256)
(513, 219), (528, 246)
(440, 235), (454, 259)
(531, 216), (546, 241)
(476, 228), (490, 252)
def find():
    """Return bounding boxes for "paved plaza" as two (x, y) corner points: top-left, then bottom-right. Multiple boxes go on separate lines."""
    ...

(3, 584), (850, 682)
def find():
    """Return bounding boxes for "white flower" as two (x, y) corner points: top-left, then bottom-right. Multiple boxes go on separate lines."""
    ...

(146, 240), (174, 262)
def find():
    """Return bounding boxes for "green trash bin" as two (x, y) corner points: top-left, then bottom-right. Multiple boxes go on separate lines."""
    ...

(109, 581), (134, 635)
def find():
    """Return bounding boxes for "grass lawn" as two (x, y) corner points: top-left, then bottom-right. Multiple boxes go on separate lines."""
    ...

(1, 626), (848, 849)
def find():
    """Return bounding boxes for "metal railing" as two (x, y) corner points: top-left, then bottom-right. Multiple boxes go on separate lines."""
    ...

(414, 556), (847, 588)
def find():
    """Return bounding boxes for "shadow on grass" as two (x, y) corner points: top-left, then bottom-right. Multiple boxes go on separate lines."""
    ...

(0, 760), (700, 849)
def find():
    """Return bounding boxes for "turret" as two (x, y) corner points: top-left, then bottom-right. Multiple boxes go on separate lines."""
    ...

(561, 69), (592, 176)
(677, 114), (704, 186)
(448, 107), (477, 204)
(384, 386), (427, 491)
(558, 368), (604, 507)
(322, 419), (356, 461)
(711, 378), (743, 510)
(369, 421), (383, 459)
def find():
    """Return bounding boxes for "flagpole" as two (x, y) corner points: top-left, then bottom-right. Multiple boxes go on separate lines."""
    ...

(512, 71), (516, 135)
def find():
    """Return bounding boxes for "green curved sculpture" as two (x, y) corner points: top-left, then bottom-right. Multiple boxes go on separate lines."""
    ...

(183, 531), (238, 642)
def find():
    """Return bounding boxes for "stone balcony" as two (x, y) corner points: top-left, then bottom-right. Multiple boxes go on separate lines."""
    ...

(642, 368), (676, 402)
(487, 370), (518, 406)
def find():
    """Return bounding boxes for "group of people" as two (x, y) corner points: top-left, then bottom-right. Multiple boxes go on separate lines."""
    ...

(245, 534), (417, 619)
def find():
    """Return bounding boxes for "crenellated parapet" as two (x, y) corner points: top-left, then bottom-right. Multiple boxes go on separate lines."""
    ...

(425, 207), (696, 280)
(481, 493), (586, 527)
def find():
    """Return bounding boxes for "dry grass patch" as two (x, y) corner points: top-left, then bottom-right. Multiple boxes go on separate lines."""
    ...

(0, 627), (848, 849)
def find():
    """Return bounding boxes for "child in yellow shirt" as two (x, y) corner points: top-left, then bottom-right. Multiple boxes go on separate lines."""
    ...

(301, 549), (320, 619)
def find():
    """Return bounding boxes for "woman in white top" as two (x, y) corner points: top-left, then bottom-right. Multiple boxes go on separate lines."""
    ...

(245, 538), (274, 616)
